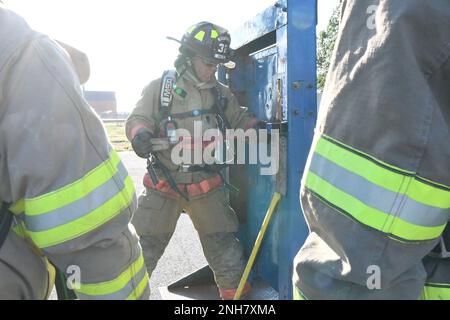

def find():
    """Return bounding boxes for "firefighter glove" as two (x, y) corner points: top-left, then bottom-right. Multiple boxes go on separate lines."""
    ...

(131, 128), (154, 159)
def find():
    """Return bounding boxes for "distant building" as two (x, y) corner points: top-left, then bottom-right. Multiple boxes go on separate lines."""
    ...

(83, 90), (117, 119)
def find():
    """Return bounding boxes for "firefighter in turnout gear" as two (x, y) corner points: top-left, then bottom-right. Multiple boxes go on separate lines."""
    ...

(126, 22), (261, 299)
(293, 0), (450, 300)
(0, 4), (149, 300)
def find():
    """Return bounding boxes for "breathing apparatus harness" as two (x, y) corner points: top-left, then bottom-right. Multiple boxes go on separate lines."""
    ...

(146, 65), (237, 201)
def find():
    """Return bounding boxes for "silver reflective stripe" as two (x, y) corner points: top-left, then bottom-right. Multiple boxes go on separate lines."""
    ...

(310, 153), (450, 228)
(24, 162), (129, 232)
(76, 263), (147, 300)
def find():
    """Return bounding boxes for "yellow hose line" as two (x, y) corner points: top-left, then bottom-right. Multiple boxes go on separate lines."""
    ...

(234, 192), (282, 300)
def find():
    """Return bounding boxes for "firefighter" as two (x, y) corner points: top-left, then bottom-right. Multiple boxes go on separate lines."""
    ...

(126, 22), (262, 299)
(0, 4), (149, 299)
(293, 0), (450, 299)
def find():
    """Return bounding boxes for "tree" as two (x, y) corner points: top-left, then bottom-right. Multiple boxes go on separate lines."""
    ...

(317, 2), (342, 91)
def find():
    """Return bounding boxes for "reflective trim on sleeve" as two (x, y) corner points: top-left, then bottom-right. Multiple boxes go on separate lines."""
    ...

(75, 252), (149, 300)
(24, 150), (124, 216)
(27, 175), (134, 248)
(305, 135), (450, 242)
(310, 154), (449, 228)
(24, 162), (130, 232)
(315, 136), (450, 209)
(12, 150), (136, 248)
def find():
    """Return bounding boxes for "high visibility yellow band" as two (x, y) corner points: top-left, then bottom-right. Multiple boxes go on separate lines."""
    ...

(26, 175), (134, 248)
(306, 172), (445, 241)
(76, 253), (148, 299)
(24, 150), (123, 216)
(316, 136), (450, 209)
(306, 135), (450, 242)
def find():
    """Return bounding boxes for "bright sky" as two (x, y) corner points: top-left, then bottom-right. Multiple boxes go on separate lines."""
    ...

(5, 0), (339, 112)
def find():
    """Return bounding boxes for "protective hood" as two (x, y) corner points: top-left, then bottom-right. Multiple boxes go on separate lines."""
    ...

(176, 60), (217, 90)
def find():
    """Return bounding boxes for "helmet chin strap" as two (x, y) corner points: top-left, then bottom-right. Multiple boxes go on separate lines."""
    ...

(174, 54), (193, 80)
(177, 57), (189, 79)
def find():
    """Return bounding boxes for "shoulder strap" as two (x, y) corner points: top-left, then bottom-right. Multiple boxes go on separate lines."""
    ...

(159, 69), (177, 118)
(212, 86), (231, 130)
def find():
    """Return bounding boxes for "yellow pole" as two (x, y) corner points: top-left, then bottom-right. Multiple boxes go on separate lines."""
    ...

(233, 192), (282, 300)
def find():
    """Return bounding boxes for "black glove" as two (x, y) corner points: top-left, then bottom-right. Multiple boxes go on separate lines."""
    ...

(131, 128), (154, 159)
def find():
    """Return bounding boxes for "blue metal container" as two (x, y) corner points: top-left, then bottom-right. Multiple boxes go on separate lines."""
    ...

(160, 0), (318, 300)
(224, 0), (318, 299)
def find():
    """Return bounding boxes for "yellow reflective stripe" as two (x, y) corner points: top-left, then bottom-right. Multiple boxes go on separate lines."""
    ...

(194, 31), (206, 42)
(315, 137), (405, 191)
(77, 253), (145, 296)
(420, 284), (450, 300)
(211, 29), (219, 39)
(408, 179), (450, 210)
(321, 134), (414, 173)
(316, 136), (450, 209)
(27, 176), (135, 248)
(306, 172), (446, 241)
(187, 25), (196, 34)
(126, 272), (149, 300)
(25, 150), (122, 216)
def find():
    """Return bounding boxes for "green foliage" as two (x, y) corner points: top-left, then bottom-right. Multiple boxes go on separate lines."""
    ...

(317, 2), (342, 91)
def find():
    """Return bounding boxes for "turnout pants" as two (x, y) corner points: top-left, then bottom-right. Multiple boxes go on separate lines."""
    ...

(132, 185), (245, 290)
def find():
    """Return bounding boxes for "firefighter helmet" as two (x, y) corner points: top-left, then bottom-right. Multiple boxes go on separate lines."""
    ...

(169, 21), (234, 65)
